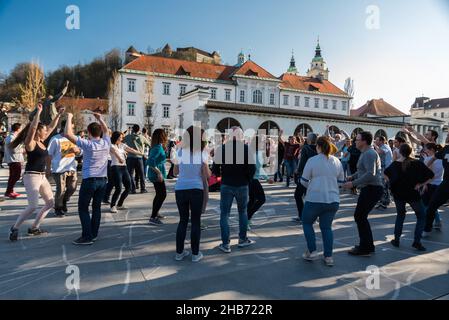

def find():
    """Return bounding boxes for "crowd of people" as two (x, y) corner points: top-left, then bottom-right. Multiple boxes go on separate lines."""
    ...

(1, 103), (447, 266)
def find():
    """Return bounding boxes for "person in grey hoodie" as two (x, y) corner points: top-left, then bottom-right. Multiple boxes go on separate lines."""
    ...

(343, 131), (384, 256)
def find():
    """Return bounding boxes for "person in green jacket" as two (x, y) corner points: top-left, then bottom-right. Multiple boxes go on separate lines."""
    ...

(147, 129), (168, 225)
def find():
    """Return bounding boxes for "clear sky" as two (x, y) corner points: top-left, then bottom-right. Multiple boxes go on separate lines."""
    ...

(1, 0), (449, 113)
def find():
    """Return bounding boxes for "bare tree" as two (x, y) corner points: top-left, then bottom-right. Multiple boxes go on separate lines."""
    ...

(142, 73), (157, 134)
(108, 70), (121, 131)
(16, 62), (46, 111)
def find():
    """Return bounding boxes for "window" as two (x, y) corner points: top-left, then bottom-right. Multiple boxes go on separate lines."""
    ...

(332, 100), (337, 110)
(283, 95), (289, 106)
(163, 82), (171, 95)
(324, 99), (329, 109)
(434, 113), (438, 117)
(295, 96), (300, 107)
(179, 84), (187, 96)
(240, 90), (245, 103)
(210, 88), (217, 100)
(145, 104), (152, 117)
(252, 90), (263, 104)
(314, 98), (319, 108)
(128, 79), (136, 92)
(127, 102), (135, 116)
(304, 97), (310, 108)
(442, 112), (445, 118)
(225, 89), (231, 101)
(342, 101), (348, 111)
(163, 105), (170, 118)
(269, 93), (275, 105)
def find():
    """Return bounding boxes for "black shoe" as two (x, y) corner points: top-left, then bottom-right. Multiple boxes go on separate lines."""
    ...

(28, 228), (48, 236)
(348, 246), (372, 256)
(9, 227), (18, 242)
(103, 200), (111, 205)
(130, 190), (137, 195)
(412, 242), (426, 251)
(72, 237), (93, 245)
(390, 239), (400, 247)
(141, 189), (148, 194)
(62, 204), (68, 213)
(157, 214), (166, 220)
(54, 209), (65, 218)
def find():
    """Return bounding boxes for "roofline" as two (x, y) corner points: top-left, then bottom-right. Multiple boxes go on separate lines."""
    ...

(119, 68), (235, 85)
(232, 74), (282, 83)
(205, 101), (404, 127)
(279, 86), (351, 99)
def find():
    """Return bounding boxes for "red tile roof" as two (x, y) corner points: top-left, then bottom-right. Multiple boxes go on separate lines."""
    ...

(56, 97), (109, 114)
(279, 73), (349, 96)
(122, 55), (238, 82)
(232, 60), (278, 80)
(351, 99), (406, 117)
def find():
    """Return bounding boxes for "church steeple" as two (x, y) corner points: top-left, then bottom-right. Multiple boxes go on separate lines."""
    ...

(287, 50), (298, 74)
(236, 50), (245, 66)
(307, 37), (329, 80)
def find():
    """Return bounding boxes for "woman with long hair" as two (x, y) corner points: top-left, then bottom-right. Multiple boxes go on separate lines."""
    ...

(384, 143), (434, 251)
(147, 129), (168, 225)
(300, 136), (345, 266)
(173, 126), (210, 262)
(109, 131), (144, 213)
(9, 104), (64, 241)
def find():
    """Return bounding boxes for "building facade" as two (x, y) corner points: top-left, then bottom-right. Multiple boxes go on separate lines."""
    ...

(117, 41), (356, 136)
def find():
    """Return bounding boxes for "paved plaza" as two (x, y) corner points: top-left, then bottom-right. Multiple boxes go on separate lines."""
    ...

(0, 168), (449, 300)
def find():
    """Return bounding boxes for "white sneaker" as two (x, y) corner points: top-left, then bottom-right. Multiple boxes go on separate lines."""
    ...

(110, 206), (118, 213)
(302, 250), (319, 261)
(175, 250), (190, 261)
(323, 256), (334, 267)
(238, 238), (255, 248)
(218, 243), (231, 253)
(192, 251), (203, 262)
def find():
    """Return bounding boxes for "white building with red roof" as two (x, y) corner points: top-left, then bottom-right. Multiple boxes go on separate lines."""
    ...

(117, 42), (406, 141)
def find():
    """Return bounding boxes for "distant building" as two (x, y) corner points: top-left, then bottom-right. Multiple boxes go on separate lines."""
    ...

(56, 97), (109, 130)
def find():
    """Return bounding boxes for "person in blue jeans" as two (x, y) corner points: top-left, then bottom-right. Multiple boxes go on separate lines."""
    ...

(65, 112), (111, 245)
(384, 143), (434, 251)
(300, 136), (345, 267)
(212, 127), (256, 253)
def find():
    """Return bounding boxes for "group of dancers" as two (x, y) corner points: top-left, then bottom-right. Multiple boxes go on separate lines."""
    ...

(2, 102), (447, 265)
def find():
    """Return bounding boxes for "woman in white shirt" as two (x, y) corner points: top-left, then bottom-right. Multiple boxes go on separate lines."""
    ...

(300, 136), (345, 266)
(422, 143), (444, 230)
(110, 131), (143, 213)
(173, 126), (211, 263)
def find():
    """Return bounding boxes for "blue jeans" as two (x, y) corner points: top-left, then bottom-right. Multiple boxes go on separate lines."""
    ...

(302, 201), (339, 258)
(111, 166), (131, 207)
(78, 177), (107, 240)
(394, 199), (426, 243)
(220, 184), (249, 245)
(341, 161), (349, 178)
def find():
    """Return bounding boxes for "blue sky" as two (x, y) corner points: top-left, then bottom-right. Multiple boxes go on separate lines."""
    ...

(1, 0), (449, 113)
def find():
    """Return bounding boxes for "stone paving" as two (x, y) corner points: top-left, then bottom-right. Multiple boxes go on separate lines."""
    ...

(0, 168), (448, 300)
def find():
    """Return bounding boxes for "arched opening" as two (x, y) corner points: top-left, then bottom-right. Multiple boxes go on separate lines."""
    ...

(258, 121), (280, 136)
(375, 129), (388, 140)
(216, 117), (242, 133)
(294, 123), (313, 137)
(328, 125), (340, 138)
(351, 127), (364, 139)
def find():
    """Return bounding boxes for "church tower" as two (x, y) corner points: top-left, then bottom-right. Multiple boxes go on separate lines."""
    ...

(236, 50), (245, 67)
(307, 38), (329, 80)
(287, 50), (298, 74)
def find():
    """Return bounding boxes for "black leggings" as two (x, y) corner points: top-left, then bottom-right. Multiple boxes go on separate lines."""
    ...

(425, 181), (449, 232)
(248, 179), (266, 220)
(152, 181), (167, 218)
(176, 189), (203, 255)
(111, 166), (131, 207)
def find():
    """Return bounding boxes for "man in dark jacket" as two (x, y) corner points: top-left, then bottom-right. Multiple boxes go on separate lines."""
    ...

(293, 132), (318, 223)
(212, 127), (256, 254)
